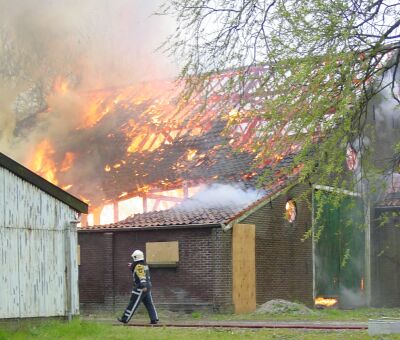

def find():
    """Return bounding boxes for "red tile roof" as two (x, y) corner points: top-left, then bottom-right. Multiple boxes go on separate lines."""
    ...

(82, 204), (245, 230)
(80, 177), (294, 230)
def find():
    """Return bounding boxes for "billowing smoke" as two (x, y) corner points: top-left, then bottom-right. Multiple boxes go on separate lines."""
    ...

(0, 0), (176, 160)
(371, 66), (400, 165)
(347, 60), (400, 202)
(178, 183), (265, 210)
(339, 287), (365, 309)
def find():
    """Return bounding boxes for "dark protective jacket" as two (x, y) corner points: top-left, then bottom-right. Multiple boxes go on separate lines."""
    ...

(131, 260), (152, 290)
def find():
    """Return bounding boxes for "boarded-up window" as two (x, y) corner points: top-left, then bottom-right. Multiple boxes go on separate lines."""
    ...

(232, 224), (256, 313)
(145, 241), (179, 267)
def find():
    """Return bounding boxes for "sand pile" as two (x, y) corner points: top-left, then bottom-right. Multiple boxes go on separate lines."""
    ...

(256, 299), (314, 315)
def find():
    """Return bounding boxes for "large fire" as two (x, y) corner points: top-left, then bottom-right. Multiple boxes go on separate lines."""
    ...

(25, 69), (294, 226)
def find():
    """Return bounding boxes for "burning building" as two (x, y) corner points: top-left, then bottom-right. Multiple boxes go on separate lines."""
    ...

(4, 36), (397, 313)
(23, 70), (280, 226)
(74, 65), (400, 313)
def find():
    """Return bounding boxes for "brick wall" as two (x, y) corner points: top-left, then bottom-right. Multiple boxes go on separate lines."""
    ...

(78, 226), (233, 314)
(78, 184), (314, 314)
(241, 184), (314, 306)
(211, 227), (233, 312)
(78, 233), (106, 307)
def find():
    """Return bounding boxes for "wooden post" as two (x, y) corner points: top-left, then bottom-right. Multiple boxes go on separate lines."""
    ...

(232, 223), (256, 314)
(113, 201), (119, 223)
(92, 207), (102, 226)
(183, 181), (189, 199)
(143, 195), (147, 213)
(80, 214), (88, 227)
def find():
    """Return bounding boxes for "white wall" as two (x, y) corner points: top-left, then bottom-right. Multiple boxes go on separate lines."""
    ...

(0, 167), (79, 318)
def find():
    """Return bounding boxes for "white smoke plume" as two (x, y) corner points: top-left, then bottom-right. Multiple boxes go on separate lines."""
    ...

(178, 183), (265, 210)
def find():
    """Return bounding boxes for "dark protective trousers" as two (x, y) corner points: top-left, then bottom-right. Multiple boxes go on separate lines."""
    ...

(121, 288), (158, 323)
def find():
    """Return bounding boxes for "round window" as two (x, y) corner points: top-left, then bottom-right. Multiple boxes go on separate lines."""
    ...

(285, 200), (297, 223)
(346, 145), (358, 171)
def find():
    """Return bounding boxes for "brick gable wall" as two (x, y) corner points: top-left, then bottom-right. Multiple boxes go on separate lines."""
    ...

(241, 184), (313, 306)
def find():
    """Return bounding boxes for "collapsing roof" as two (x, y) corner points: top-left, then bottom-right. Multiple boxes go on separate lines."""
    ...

(25, 69), (290, 208)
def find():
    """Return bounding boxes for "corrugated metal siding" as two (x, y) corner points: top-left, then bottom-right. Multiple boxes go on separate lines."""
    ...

(0, 167), (79, 318)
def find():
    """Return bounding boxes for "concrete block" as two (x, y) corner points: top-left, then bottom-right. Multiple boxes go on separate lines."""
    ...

(368, 319), (400, 335)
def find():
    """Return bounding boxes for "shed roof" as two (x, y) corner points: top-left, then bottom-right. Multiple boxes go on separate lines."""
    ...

(0, 152), (88, 213)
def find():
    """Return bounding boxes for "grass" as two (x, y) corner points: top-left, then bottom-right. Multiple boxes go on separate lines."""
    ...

(207, 308), (400, 322)
(0, 319), (385, 340)
(105, 306), (400, 322)
(2, 308), (400, 339)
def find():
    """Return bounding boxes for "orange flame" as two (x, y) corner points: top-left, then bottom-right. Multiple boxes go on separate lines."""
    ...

(28, 139), (58, 185)
(186, 149), (197, 161)
(62, 184), (73, 191)
(315, 297), (338, 307)
(60, 152), (75, 172)
(53, 77), (69, 95)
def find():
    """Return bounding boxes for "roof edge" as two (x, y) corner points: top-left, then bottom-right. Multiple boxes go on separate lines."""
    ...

(0, 153), (88, 214)
(375, 205), (400, 210)
(223, 179), (299, 230)
(78, 223), (221, 232)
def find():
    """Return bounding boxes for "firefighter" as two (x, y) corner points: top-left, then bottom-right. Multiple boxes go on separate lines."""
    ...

(117, 249), (159, 325)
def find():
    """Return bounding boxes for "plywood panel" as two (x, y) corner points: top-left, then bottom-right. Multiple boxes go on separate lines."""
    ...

(146, 241), (179, 265)
(232, 223), (256, 314)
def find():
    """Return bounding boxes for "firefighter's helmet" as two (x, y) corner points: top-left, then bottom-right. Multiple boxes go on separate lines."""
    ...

(131, 249), (144, 262)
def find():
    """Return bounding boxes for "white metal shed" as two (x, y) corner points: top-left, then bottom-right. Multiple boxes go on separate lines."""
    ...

(0, 153), (88, 319)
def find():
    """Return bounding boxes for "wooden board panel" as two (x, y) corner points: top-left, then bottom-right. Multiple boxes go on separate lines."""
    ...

(0, 167), (79, 318)
(0, 227), (20, 318)
(232, 223), (256, 314)
(146, 241), (179, 265)
(0, 168), (4, 228)
(69, 224), (80, 315)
